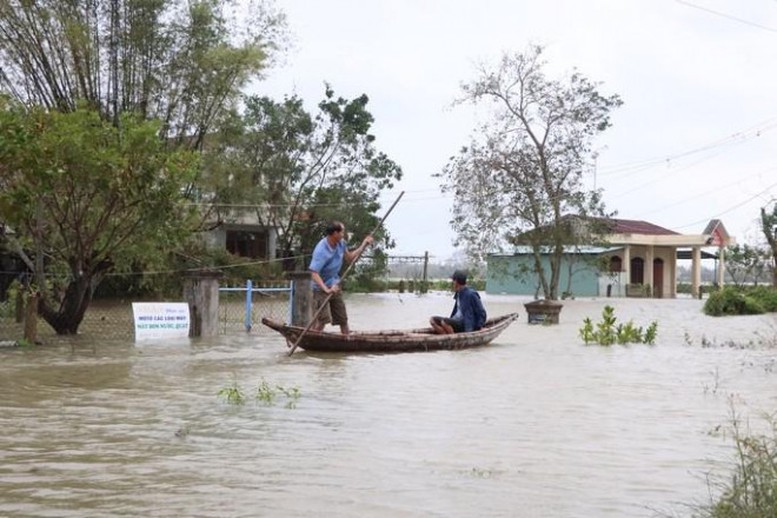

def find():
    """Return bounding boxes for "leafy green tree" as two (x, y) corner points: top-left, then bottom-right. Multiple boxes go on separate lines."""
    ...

(724, 243), (771, 287)
(761, 204), (777, 287)
(438, 45), (622, 300)
(0, 0), (286, 148)
(0, 101), (198, 334)
(201, 86), (403, 268)
(0, 0), (288, 331)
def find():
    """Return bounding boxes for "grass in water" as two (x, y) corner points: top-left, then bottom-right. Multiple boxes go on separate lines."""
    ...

(219, 378), (301, 408)
(218, 381), (246, 405)
(256, 379), (276, 405)
(257, 378), (302, 408)
(694, 407), (777, 517)
(277, 384), (302, 409)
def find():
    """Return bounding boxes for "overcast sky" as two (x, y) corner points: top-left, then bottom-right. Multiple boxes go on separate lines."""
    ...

(257, 0), (777, 261)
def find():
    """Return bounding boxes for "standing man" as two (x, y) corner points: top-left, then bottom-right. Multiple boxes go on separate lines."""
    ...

(309, 221), (373, 334)
(430, 270), (487, 334)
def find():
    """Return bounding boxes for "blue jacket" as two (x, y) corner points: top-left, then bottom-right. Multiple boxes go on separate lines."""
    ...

(451, 286), (487, 332)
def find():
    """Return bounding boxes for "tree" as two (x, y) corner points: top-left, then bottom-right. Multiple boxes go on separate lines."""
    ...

(724, 243), (771, 287)
(200, 86), (403, 268)
(0, 101), (198, 334)
(562, 248), (611, 299)
(0, 0), (286, 148)
(760, 204), (777, 287)
(0, 0), (287, 333)
(438, 45), (622, 300)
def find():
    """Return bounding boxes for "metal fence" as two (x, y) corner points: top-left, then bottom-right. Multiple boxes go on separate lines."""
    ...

(0, 279), (293, 344)
(0, 297), (21, 343)
(218, 280), (292, 335)
(0, 297), (178, 344)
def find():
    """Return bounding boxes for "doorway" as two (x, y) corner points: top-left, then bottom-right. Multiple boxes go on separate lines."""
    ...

(653, 258), (664, 298)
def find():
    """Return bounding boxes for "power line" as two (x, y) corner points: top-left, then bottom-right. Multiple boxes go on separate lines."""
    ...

(606, 145), (735, 199)
(676, 0), (777, 33)
(597, 116), (777, 179)
(632, 165), (777, 219)
(672, 179), (777, 230)
(183, 189), (451, 210)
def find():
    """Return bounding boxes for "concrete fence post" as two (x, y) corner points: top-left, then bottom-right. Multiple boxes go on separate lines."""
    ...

(285, 271), (312, 327)
(23, 291), (38, 343)
(183, 271), (223, 337)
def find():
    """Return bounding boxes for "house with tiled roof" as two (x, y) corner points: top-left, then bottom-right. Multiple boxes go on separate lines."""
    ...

(486, 218), (734, 299)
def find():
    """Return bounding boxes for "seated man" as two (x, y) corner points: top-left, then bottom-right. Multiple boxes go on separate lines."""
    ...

(430, 270), (487, 334)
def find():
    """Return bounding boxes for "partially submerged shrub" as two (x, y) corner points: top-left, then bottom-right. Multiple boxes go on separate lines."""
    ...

(703, 286), (777, 316)
(218, 381), (246, 405)
(219, 378), (301, 408)
(747, 286), (777, 312)
(579, 305), (658, 346)
(256, 379), (302, 408)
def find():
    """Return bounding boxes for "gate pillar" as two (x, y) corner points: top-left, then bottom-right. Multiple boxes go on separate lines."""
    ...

(286, 271), (312, 327)
(183, 270), (223, 337)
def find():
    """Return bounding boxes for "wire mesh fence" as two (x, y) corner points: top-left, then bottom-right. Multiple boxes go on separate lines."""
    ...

(218, 280), (292, 335)
(0, 279), (292, 344)
(0, 297), (180, 344)
(0, 298), (22, 343)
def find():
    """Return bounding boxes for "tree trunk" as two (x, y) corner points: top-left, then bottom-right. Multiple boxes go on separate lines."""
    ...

(531, 250), (550, 299)
(548, 245), (564, 301)
(39, 274), (95, 335)
(549, 255), (561, 301)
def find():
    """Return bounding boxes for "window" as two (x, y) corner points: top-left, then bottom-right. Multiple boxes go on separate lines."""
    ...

(630, 257), (644, 284)
(226, 230), (267, 258)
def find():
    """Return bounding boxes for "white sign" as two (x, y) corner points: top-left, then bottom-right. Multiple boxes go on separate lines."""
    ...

(132, 302), (190, 341)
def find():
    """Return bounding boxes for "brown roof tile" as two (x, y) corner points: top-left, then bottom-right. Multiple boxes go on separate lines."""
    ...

(601, 218), (680, 236)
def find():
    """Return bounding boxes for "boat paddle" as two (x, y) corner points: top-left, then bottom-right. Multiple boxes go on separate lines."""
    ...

(288, 191), (405, 356)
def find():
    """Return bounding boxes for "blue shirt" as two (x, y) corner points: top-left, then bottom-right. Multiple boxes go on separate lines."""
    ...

(309, 237), (347, 290)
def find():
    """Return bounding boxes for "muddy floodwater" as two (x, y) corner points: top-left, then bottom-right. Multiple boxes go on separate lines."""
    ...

(1, 293), (776, 517)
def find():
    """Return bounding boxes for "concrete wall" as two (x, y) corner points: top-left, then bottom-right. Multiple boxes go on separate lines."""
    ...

(486, 254), (601, 297)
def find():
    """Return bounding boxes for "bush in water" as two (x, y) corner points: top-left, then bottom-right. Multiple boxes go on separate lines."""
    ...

(579, 305), (658, 346)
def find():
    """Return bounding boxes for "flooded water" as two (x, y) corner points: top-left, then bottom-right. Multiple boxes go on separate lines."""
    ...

(1, 292), (776, 517)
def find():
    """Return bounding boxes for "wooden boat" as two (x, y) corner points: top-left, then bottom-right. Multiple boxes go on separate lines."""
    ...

(261, 313), (520, 353)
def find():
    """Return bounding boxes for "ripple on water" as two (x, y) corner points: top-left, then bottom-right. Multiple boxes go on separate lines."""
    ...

(0, 294), (775, 517)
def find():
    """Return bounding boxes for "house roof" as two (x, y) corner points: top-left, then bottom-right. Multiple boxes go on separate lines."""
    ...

(702, 219), (722, 235)
(599, 218), (680, 236)
(702, 219), (731, 246)
(490, 246), (623, 256)
(511, 215), (733, 248)
(490, 246), (720, 260)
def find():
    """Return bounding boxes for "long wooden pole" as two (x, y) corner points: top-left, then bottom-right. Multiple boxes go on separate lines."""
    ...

(288, 191), (405, 356)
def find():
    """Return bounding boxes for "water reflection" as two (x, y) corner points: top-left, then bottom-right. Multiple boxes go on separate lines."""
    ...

(0, 294), (775, 517)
